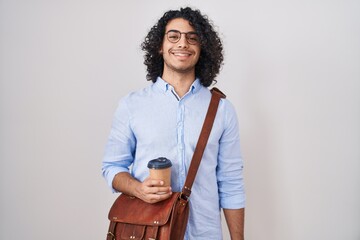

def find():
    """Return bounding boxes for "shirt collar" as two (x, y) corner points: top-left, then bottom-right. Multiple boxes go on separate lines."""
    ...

(154, 76), (202, 94)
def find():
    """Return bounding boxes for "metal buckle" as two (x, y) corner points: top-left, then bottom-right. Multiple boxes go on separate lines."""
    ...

(179, 192), (188, 202)
(107, 231), (115, 240)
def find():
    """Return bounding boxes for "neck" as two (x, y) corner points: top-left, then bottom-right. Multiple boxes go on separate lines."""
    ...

(162, 71), (196, 98)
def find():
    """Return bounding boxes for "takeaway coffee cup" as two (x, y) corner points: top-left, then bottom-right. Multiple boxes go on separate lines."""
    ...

(147, 157), (172, 188)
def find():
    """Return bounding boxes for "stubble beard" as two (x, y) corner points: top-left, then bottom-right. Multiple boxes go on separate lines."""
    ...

(163, 59), (197, 75)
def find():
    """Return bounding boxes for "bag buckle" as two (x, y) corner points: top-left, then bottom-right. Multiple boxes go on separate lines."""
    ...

(107, 231), (115, 240)
(179, 192), (189, 202)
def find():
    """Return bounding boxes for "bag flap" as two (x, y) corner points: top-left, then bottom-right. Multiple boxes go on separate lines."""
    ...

(108, 192), (181, 226)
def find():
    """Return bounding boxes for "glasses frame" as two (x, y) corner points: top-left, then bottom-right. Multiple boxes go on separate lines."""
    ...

(165, 30), (200, 45)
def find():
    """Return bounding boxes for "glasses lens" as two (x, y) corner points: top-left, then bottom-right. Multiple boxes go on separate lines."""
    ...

(186, 33), (199, 44)
(167, 31), (181, 43)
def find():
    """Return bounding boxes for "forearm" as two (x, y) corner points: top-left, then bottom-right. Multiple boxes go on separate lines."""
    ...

(223, 208), (245, 240)
(112, 172), (141, 197)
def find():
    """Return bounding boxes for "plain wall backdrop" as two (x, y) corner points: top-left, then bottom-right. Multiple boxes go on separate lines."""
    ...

(1, 0), (359, 239)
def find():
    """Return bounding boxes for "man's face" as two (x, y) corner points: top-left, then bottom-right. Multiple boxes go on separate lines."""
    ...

(160, 18), (201, 75)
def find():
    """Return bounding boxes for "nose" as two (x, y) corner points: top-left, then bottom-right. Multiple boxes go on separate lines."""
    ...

(176, 33), (189, 48)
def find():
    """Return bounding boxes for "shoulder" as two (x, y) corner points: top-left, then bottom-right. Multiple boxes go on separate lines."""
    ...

(207, 87), (236, 113)
(119, 84), (154, 106)
(196, 87), (237, 113)
(219, 97), (236, 113)
(211, 89), (239, 127)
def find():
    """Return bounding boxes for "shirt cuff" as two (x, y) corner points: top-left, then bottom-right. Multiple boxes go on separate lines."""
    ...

(220, 193), (246, 209)
(103, 167), (129, 193)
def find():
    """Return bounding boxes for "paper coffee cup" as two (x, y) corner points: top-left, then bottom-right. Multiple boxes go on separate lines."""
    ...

(147, 157), (172, 187)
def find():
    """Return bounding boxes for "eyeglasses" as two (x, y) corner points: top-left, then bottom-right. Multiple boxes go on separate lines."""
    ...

(165, 30), (200, 45)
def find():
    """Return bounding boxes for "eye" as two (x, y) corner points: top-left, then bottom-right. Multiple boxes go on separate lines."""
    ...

(187, 33), (199, 42)
(167, 31), (180, 42)
(169, 35), (179, 40)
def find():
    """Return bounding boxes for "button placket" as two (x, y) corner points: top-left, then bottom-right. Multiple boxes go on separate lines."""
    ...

(177, 101), (186, 186)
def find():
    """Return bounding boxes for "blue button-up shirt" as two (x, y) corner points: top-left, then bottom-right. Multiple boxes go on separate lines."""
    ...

(102, 77), (245, 239)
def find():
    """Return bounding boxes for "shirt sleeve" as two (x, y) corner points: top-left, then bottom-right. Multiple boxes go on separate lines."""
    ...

(102, 97), (136, 193)
(217, 100), (246, 209)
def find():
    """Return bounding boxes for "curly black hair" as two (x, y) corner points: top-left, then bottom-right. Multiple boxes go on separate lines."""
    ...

(141, 7), (224, 87)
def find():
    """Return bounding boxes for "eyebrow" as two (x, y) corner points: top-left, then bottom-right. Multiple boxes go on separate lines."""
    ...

(167, 29), (198, 34)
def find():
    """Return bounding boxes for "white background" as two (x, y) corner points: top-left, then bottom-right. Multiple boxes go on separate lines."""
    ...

(1, 0), (359, 239)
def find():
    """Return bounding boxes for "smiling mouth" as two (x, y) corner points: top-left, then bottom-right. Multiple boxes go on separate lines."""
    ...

(173, 52), (191, 56)
(170, 50), (193, 57)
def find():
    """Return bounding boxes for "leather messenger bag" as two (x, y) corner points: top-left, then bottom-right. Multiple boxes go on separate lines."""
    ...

(106, 88), (226, 240)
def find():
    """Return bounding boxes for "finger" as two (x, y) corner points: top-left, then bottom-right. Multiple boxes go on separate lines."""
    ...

(155, 186), (172, 193)
(142, 177), (162, 185)
(145, 186), (171, 194)
(157, 191), (172, 200)
(146, 192), (172, 203)
(145, 179), (165, 187)
(144, 193), (162, 203)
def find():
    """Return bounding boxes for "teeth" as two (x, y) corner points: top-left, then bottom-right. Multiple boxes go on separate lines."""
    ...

(173, 53), (190, 56)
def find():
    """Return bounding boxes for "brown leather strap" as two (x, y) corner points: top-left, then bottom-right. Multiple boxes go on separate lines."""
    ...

(181, 87), (226, 199)
(107, 221), (117, 240)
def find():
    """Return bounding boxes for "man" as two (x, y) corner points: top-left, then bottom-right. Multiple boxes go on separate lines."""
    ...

(102, 7), (245, 240)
